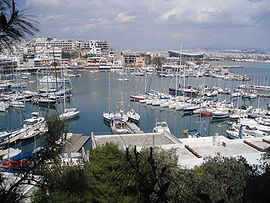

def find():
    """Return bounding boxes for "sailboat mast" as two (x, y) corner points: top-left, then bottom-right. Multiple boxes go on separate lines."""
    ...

(63, 66), (66, 113)
(52, 46), (58, 90)
(180, 44), (184, 96)
(144, 74), (147, 93)
(109, 71), (111, 112)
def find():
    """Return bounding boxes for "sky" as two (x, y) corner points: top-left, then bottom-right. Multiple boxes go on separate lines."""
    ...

(22, 0), (270, 51)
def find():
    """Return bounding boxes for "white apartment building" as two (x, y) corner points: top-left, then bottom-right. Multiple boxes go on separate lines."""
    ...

(34, 37), (83, 51)
(84, 40), (109, 57)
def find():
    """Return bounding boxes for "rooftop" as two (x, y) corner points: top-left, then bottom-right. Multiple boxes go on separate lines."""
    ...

(91, 132), (270, 168)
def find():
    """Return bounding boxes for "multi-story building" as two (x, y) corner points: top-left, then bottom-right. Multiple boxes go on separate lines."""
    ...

(135, 56), (145, 67)
(124, 54), (137, 67)
(0, 60), (17, 74)
(34, 37), (83, 51)
(88, 40), (109, 57)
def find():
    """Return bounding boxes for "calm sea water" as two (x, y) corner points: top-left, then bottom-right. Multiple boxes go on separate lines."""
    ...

(1, 62), (270, 152)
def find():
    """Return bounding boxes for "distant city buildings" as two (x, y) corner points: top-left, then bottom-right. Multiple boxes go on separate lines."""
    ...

(0, 37), (269, 72)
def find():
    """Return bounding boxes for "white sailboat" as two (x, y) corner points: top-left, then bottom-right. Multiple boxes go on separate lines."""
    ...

(59, 66), (79, 120)
(0, 101), (7, 112)
(103, 71), (115, 122)
(59, 107), (80, 120)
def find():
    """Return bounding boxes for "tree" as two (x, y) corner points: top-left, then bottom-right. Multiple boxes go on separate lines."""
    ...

(31, 144), (182, 203)
(31, 142), (133, 203)
(62, 52), (71, 59)
(31, 166), (89, 203)
(84, 143), (135, 202)
(0, 115), (67, 203)
(180, 155), (248, 202)
(151, 56), (165, 67)
(246, 148), (270, 203)
(124, 146), (181, 203)
(0, 0), (38, 51)
(30, 143), (270, 203)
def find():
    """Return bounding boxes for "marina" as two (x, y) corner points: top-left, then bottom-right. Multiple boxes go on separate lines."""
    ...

(0, 61), (270, 163)
(0, 0), (269, 201)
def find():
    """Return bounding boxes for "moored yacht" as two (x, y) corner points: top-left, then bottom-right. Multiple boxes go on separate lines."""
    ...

(110, 117), (130, 134)
(126, 108), (140, 123)
(59, 108), (80, 120)
(153, 122), (171, 133)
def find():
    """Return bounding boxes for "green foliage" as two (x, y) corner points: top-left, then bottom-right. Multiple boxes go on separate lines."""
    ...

(31, 166), (89, 203)
(51, 61), (58, 67)
(124, 147), (181, 203)
(84, 142), (135, 202)
(62, 52), (71, 59)
(44, 114), (67, 147)
(0, 114), (67, 203)
(30, 143), (270, 203)
(151, 56), (165, 67)
(181, 155), (248, 202)
(246, 148), (270, 203)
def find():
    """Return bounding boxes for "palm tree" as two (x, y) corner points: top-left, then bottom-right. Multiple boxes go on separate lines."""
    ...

(0, 0), (39, 51)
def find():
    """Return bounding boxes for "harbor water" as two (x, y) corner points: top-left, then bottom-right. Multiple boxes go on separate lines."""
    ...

(1, 62), (270, 152)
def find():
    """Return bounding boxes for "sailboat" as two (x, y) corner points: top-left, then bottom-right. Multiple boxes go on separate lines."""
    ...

(110, 117), (130, 134)
(59, 66), (80, 120)
(59, 107), (80, 120)
(103, 71), (115, 122)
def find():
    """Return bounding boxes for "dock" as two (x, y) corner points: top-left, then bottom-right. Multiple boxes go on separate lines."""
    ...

(91, 132), (270, 168)
(64, 133), (90, 153)
(212, 65), (243, 69)
(126, 122), (143, 134)
(1, 123), (44, 147)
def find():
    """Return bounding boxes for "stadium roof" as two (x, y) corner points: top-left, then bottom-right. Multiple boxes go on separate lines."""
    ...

(168, 50), (205, 58)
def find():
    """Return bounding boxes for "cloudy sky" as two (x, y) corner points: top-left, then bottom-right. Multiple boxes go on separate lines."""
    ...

(23, 0), (270, 51)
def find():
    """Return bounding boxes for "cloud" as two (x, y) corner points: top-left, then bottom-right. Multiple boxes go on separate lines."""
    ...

(27, 0), (62, 6)
(25, 0), (270, 50)
(158, 0), (270, 26)
(115, 12), (136, 23)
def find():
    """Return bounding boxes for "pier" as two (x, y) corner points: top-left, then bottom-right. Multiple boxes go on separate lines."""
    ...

(212, 65), (243, 69)
(1, 123), (44, 147)
(64, 133), (90, 153)
(126, 122), (143, 134)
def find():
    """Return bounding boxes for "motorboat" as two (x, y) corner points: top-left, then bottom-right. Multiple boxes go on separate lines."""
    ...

(0, 101), (7, 112)
(212, 109), (230, 119)
(20, 112), (46, 140)
(126, 108), (140, 123)
(130, 95), (145, 101)
(103, 112), (115, 122)
(9, 101), (25, 108)
(153, 122), (171, 133)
